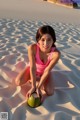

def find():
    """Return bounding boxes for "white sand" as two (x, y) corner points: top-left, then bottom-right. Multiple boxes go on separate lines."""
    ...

(0, 0), (80, 120)
(0, 0), (80, 24)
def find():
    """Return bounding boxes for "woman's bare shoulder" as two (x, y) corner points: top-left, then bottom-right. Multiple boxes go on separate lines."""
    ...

(28, 43), (37, 55)
(52, 47), (61, 58)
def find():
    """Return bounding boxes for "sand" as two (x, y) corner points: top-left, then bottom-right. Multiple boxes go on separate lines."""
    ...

(0, 0), (80, 120)
(0, 0), (80, 23)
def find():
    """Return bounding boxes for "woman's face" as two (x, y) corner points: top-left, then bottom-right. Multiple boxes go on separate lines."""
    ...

(38, 34), (54, 53)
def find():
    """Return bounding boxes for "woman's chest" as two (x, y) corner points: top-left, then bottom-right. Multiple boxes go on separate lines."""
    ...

(40, 52), (50, 64)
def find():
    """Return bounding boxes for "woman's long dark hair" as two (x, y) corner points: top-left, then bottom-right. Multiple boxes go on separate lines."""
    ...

(36, 25), (56, 47)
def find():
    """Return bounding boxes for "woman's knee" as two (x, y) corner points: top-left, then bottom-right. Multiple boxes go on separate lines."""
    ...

(15, 78), (20, 86)
(46, 89), (54, 96)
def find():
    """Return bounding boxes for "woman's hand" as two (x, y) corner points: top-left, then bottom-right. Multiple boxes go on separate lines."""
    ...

(36, 87), (42, 98)
(26, 87), (36, 98)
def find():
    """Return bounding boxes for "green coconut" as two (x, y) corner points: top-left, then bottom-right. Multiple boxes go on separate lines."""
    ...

(27, 93), (41, 108)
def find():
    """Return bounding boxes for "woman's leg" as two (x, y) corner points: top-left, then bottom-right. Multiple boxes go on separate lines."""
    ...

(15, 66), (30, 86)
(43, 72), (54, 96)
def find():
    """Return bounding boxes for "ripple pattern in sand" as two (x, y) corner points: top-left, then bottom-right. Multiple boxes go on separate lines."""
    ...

(0, 19), (80, 120)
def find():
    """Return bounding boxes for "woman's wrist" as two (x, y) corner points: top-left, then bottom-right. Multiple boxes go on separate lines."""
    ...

(37, 84), (41, 89)
(32, 85), (36, 88)
(31, 80), (36, 88)
(32, 84), (36, 91)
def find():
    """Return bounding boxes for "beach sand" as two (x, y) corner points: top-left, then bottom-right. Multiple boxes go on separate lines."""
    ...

(0, 0), (80, 120)
(0, 0), (80, 23)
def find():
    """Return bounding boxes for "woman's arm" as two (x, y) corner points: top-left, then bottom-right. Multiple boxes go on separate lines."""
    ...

(28, 44), (36, 88)
(37, 50), (60, 89)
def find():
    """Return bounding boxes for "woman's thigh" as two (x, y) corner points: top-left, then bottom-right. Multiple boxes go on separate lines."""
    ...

(22, 66), (30, 82)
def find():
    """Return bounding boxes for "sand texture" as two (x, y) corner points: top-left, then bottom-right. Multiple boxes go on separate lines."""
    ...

(0, 19), (80, 120)
(0, 0), (80, 119)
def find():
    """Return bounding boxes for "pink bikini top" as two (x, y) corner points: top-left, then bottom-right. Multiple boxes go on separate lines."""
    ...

(35, 44), (56, 75)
